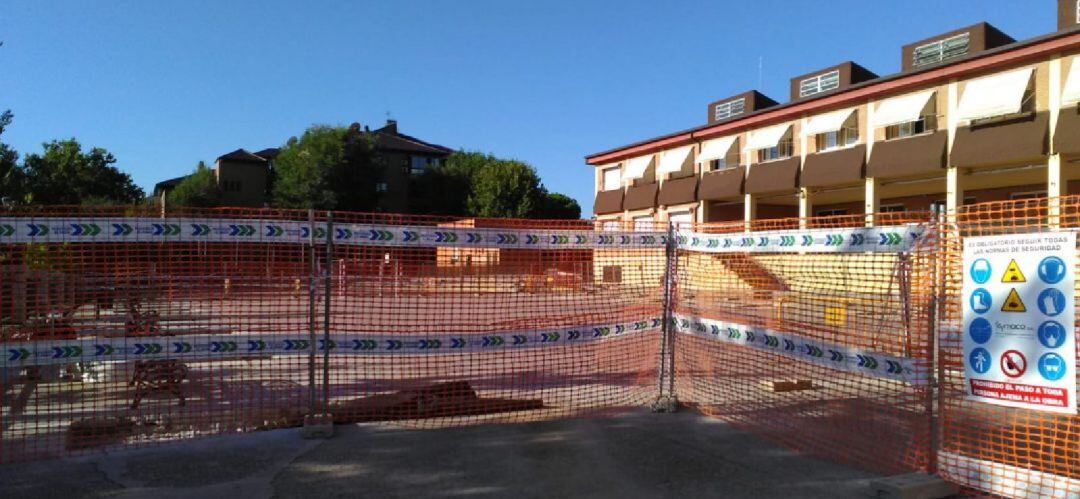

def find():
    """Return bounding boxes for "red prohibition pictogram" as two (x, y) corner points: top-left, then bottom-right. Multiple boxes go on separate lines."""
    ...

(999, 350), (1027, 378)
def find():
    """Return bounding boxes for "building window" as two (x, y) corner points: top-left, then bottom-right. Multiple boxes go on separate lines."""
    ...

(816, 208), (849, 217)
(884, 99), (937, 140)
(600, 219), (620, 231)
(878, 204), (905, 213)
(633, 215), (653, 231)
(410, 156), (430, 175)
(667, 210), (693, 228)
(376, 182), (389, 193)
(1010, 190), (1047, 200)
(756, 138), (794, 163)
(709, 158), (731, 171)
(799, 70), (840, 98)
(222, 180), (241, 192)
(713, 98), (746, 121)
(814, 117), (859, 152)
(602, 166), (621, 191)
(602, 266), (623, 283)
(912, 32), (970, 68)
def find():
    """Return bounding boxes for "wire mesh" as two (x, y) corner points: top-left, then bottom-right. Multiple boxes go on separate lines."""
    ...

(0, 206), (665, 462)
(937, 196), (1080, 498)
(672, 211), (939, 475)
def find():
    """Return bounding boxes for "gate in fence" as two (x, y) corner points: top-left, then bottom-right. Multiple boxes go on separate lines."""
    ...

(0, 201), (1078, 498)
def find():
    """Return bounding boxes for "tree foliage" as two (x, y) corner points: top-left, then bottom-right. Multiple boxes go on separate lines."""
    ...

(466, 158), (541, 218)
(167, 161), (220, 207)
(410, 150), (580, 219)
(533, 190), (581, 219)
(0, 110), (23, 205)
(21, 139), (144, 205)
(272, 124), (382, 211)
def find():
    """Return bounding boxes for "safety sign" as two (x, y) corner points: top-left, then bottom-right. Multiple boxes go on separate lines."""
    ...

(962, 232), (1076, 414)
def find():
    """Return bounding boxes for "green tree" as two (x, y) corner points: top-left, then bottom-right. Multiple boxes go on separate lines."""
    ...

(167, 161), (220, 207)
(466, 158), (542, 218)
(21, 139), (144, 205)
(411, 150), (580, 219)
(272, 123), (383, 211)
(533, 189), (581, 219)
(0, 110), (23, 205)
(408, 150), (489, 215)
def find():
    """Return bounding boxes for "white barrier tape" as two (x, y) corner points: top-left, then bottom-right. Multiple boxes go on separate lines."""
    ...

(672, 313), (928, 385)
(0, 217), (667, 249)
(1, 318), (662, 368)
(674, 224), (926, 253)
(938, 451), (1080, 499)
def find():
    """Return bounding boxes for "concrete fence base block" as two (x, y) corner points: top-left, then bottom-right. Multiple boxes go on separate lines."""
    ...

(649, 396), (679, 413)
(869, 472), (958, 499)
(300, 414), (334, 439)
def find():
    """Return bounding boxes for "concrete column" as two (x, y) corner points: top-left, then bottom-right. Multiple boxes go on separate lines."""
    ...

(865, 99), (877, 227)
(865, 177), (880, 227)
(744, 194), (756, 233)
(1049, 55), (1064, 229)
(798, 188), (812, 226)
(799, 117), (809, 229)
(946, 81), (963, 222)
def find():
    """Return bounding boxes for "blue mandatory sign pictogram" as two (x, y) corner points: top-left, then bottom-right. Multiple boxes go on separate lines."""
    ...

(968, 317), (993, 344)
(1036, 288), (1066, 317)
(1037, 256), (1067, 285)
(1037, 320), (1067, 349)
(1037, 352), (1068, 381)
(970, 258), (992, 284)
(969, 288), (992, 314)
(969, 347), (992, 374)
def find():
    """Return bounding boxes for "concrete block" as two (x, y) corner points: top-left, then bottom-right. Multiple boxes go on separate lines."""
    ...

(299, 414), (334, 439)
(650, 396), (678, 413)
(869, 472), (958, 499)
(761, 379), (814, 392)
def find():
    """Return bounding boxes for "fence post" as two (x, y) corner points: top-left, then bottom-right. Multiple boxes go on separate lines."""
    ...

(652, 221), (678, 412)
(307, 209), (317, 416)
(301, 209), (333, 438)
(322, 211), (333, 414)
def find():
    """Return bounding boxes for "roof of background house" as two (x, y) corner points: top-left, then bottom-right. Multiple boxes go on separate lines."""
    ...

(253, 148), (280, 161)
(371, 121), (454, 156)
(216, 148), (269, 164)
(153, 175), (190, 193)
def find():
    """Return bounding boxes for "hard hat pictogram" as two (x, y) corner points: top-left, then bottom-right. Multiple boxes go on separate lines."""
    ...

(1001, 259), (1026, 283)
(1001, 288), (1027, 313)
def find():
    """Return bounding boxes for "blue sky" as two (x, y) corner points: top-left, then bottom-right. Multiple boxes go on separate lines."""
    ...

(0, 1), (1054, 214)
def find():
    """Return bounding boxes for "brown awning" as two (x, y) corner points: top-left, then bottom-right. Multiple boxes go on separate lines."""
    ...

(658, 176), (698, 206)
(700, 166), (746, 200)
(801, 144), (865, 188)
(623, 182), (659, 211)
(745, 157), (800, 195)
(867, 130), (947, 178)
(951, 111), (1049, 168)
(1054, 105), (1080, 157)
(593, 189), (624, 215)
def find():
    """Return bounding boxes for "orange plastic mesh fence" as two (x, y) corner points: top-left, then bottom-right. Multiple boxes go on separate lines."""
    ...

(673, 211), (939, 475)
(4, 201), (1079, 499)
(937, 196), (1080, 498)
(0, 206), (664, 462)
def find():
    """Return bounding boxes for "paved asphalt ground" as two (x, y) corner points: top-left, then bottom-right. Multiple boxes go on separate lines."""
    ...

(0, 410), (880, 499)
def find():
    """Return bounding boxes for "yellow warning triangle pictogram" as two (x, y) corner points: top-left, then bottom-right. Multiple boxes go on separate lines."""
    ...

(1001, 288), (1027, 312)
(1001, 259), (1026, 283)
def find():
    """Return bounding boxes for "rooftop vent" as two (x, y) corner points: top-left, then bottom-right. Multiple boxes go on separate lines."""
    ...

(706, 91), (779, 124)
(789, 62), (878, 101)
(901, 22), (1014, 71)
